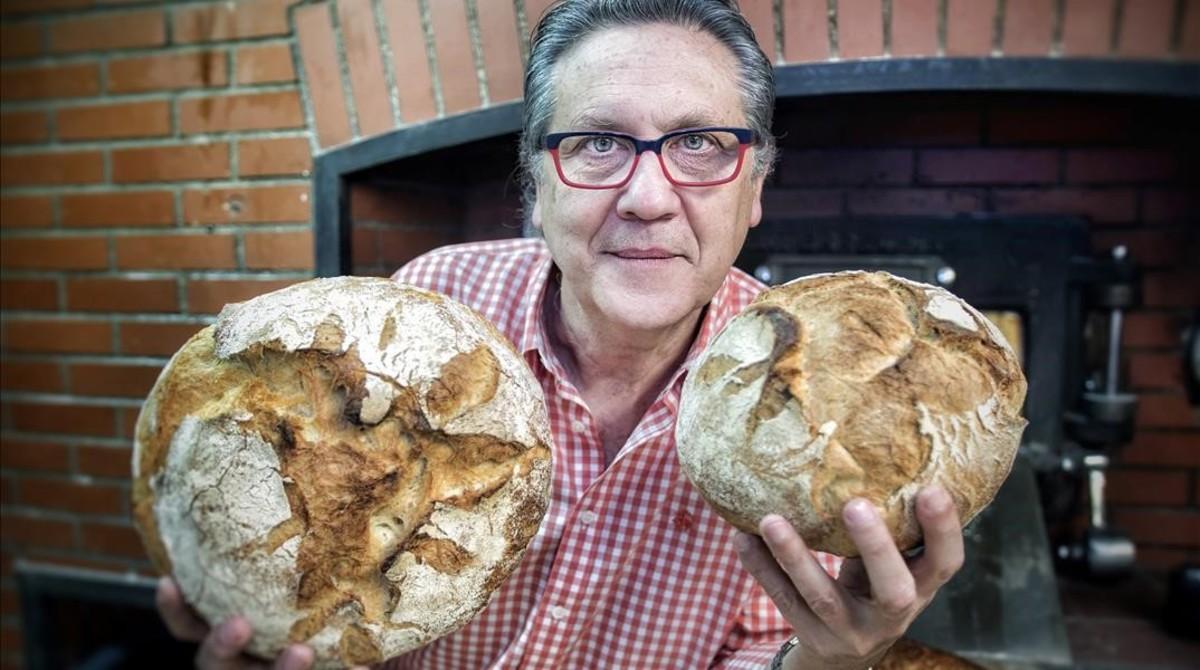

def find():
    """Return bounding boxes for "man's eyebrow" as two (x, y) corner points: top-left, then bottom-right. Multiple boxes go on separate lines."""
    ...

(563, 112), (624, 131)
(562, 111), (733, 134)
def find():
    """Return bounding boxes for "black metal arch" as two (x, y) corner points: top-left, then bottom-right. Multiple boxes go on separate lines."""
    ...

(313, 57), (1200, 277)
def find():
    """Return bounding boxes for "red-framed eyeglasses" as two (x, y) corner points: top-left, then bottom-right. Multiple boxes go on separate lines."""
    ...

(543, 127), (757, 189)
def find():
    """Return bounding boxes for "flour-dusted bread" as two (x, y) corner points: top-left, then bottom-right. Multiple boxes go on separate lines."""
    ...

(131, 277), (553, 668)
(677, 271), (1026, 557)
(876, 639), (985, 669)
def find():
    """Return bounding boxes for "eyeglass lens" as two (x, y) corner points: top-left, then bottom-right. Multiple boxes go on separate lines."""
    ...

(555, 130), (743, 187)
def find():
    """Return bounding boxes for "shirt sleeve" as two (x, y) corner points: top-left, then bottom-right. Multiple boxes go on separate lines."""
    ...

(709, 551), (843, 669)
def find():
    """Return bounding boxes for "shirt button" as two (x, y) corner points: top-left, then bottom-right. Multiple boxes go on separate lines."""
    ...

(570, 419), (586, 434)
(550, 605), (569, 621)
(579, 510), (598, 526)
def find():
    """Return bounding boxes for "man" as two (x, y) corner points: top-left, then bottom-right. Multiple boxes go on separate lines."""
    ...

(157, 1), (964, 668)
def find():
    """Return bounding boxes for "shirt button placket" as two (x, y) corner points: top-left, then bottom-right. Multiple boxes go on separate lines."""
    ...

(549, 605), (569, 622)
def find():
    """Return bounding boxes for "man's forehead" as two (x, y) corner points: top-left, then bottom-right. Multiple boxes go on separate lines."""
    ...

(561, 108), (739, 134)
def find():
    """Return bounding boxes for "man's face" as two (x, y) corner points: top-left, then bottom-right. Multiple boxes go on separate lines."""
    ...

(532, 22), (765, 333)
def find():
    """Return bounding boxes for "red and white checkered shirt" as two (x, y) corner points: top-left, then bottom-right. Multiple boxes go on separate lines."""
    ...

(384, 238), (840, 669)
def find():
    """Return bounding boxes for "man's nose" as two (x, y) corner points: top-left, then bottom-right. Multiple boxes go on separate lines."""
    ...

(616, 151), (678, 222)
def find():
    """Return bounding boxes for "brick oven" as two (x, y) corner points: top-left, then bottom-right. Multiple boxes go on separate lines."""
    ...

(0, 1), (1197, 668)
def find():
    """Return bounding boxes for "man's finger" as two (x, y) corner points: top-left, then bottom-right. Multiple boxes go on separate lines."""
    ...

(733, 530), (824, 633)
(843, 499), (916, 618)
(155, 576), (210, 642)
(273, 645), (315, 670)
(908, 485), (965, 598)
(197, 616), (254, 669)
(757, 515), (850, 629)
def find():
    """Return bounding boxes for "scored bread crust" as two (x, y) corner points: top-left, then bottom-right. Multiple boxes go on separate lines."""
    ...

(131, 277), (553, 668)
(677, 271), (1026, 557)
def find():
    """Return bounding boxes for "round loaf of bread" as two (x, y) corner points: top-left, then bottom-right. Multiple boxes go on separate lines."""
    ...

(677, 271), (1026, 557)
(131, 277), (553, 668)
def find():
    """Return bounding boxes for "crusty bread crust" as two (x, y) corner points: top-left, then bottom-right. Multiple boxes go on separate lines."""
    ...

(132, 277), (552, 668)
(677, 271), (1026, 556)
(877, 638), (986, 669)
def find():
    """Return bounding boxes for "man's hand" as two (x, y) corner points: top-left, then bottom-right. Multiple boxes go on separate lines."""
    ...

(733, 485), (964, 670)
(155, 577), (319, 670)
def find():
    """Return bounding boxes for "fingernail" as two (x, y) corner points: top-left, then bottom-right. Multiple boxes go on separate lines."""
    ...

(732, 533), (752, 552)
(843, 499), (876, 528)
(219, 619), (244, 647)
(923, 485), (951, 512)
(762, 516), (790, 543)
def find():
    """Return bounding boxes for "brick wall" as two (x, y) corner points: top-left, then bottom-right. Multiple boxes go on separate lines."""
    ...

(0, 1), (312, 666)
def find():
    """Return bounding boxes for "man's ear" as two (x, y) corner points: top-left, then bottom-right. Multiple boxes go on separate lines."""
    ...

(748, 174), (765, 229)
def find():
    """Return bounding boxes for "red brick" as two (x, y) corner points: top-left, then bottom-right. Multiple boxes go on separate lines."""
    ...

(119, 321), (204, 356)
(0, 150), (103, 187)
(0, 514), (74, 549)
(2, 319), (112, 354)
(115, 234), (237, 270)
(1143, 270), (1200, 307)
(1136, 393), (1199, 428)
(1123, 312), (1183, 348)
(1002, 0), (1053, 55)
(237, 137), (311, 177)
(848, 188), (985, 215)
(1135, 546), (1200, 571)
(1061, 0), (1113, 56)
(782, 0), (829, 62)
(118, 406), (140, 439)
(0, 441), (69, 473)
(182, 184), (310, 225)
(761, 189), (843, 218)
(1183, 0), (1200, 58)
(179, 90), (304, 134)
(1107, 468), (1192, 506)
(66, 277), (178, 313)
(11, 401), (117, 437)
(993, 188), (1137, 224)
(0, 360), (62, 393)
(78, 446), (134, 479)
(989, 105), (1134, 144)
(1066, 149), (1178, 184)
(0, 110), (49, 143)
(80, 522), (146, 558)
(430, 0), (479, 114)
(0, 62), (99, 100)
(524, 0), (555, 28)
(477, 0), (523, 102)
(0, 278), (58, 310)
(844, 108), (981, 146)
(1127, 351), (1184, 390)
(1092, 229), (1198, 268)
(918, 149), (1058, 184)
(350, 185), (460, 224)
(780, 149), (912, 185)
(379, 228), (458, 267)
(1112, 509), (1200, 547)
(946, 0), (994, 55)
(740, 0), (777, 60)
(296, 2), (353, 146)
(57, 100), (170, 141)
(172, 0), (290, 43)
(0, 237), (108, 271)
(0, 23), (43, 59)
(352, 227), (379, 269)
(1117, 0), (1173, 58)
(49, 10), (165, 53)
(1142, 189), (1199, 224)
(61, 191), (175, 228)
(70, 362), (162, 398)
(19, 478), (125, 515)
(186, 278), (301, 314)
(838, 0), (883, 59)
(0, 195), (53, 229)
(382, 0), (436, 125)
(107, 50), (227, 93)
(244, 230), (314, 270)
(234, 42), (295, 85)
(112, 143), (230, 183)
(0, 0), (90, 13)
(338, 0), (393, 137)
(891, 0), (938, 56)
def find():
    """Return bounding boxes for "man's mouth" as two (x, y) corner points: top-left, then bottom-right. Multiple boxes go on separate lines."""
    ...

(610, 248), (677, 260)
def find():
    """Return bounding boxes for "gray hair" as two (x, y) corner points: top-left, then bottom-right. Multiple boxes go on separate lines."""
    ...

(519, 0), (776, 213)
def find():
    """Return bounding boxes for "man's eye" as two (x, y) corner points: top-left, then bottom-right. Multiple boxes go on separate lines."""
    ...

(588, 136), (614, 152)
(681, 134), (712, 150)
